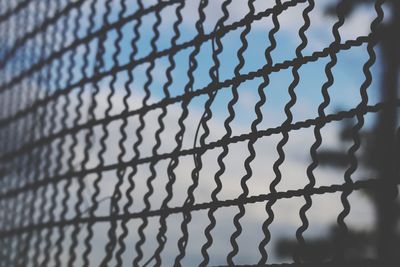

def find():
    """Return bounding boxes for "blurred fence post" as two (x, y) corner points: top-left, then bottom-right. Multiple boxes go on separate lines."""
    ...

(375, 1), (399, 265)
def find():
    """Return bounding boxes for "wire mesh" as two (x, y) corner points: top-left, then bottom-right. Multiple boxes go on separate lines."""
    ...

(0, 0), (398, 266)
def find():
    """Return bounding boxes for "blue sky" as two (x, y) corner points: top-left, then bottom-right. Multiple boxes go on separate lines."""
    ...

(0, 0), (391, 265)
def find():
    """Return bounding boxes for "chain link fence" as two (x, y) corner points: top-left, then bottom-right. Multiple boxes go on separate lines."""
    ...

(0, 0), (398, 266)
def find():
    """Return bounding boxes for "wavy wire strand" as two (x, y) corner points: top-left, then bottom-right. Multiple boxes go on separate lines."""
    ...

(0, 0), (307, 132)
(130, 1), (186, 266)
(198, 0), (233, 265)
(4, 3), (28, 265)
(63, 3), (92, 265)
(287, 0), (315, 264)
(10, 2), (35, 265)
(108, 0), (145, 265)
(256, 0), (313, 265)
(11, 4), (40, 265)
(52, 2), (87, 265)
(40, 0), (68, 266)
(335, 0), (384, 261)
(33, 1), (62, 266)
(172, 0), (232, 264)
(294, 0), (346, 263)
(79, 0), (103, 266)
(89, 0), (130, 265)
(225, 0), (259, 265)
(19, 1), (52, 265)
(151, 1), (209, 266)
(252, 0), (282, 263)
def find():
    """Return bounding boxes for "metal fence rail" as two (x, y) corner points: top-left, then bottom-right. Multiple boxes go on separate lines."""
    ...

(0, 0), (398, 266)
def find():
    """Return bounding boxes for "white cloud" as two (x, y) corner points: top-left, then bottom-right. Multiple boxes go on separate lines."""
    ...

(46, 81), (376, 264)
(6, 0), (383, 265)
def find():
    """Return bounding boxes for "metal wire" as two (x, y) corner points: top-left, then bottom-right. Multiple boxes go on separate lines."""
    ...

(0, 0), (398, 266)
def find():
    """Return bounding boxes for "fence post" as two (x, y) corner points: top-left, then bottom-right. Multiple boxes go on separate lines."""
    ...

(376, 1), (399, 265)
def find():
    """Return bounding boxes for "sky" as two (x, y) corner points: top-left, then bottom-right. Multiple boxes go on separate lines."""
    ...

(0, 0), (396, 266)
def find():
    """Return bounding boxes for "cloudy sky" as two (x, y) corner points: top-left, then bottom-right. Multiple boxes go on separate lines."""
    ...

(0, 0), (394, 266)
